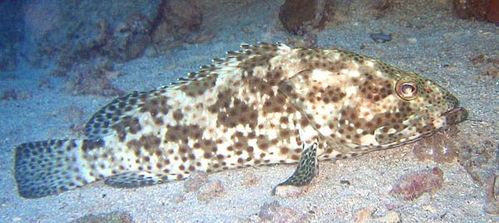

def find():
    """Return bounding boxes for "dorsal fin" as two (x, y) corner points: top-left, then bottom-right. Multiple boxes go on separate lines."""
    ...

(84, 42), (286, 139)
(84, 87), (168, 140)
(168, 42), (285, 87)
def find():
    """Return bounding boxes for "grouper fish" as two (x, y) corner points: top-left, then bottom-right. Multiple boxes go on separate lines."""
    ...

(14, 43), (468, 198)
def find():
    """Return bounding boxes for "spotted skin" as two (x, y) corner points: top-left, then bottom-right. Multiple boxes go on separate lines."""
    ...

(14, 43), (467, 198)
(276, 143), (319, 187)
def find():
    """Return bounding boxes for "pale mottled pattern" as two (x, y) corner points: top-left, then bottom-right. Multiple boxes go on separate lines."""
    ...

(14, 43), (465, 198)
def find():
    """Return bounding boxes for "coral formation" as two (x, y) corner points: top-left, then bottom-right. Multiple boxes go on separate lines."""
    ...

(390, 167), (444, 201)
(101, 14), (152, 62)
(0, 46), (18, 72)
(242, 173), (259, 187)
(453, 0), (499, 23)
(183, 171), (209, 193)
(59, 106), (86, 134)
(23, 0), (161, 67)
(470, 54), (499, 78)
(279, 0), (334, 35)
(484, 174), (498, 214)
(371, 0), (397, 19)
(151, 0), (203, 50)
(65, 60), (124, 96)
(354, 207), (401, 223)
(458, 134), (497, 185)
(196, 180), (224, 202)
(413, 121), (497, 196)
(412, 126), (460, 163)
(257, 201), (311, 222)
(18, 0), (205, 97)
(0, 1), (23, 72)
(0, 89), (31, 101)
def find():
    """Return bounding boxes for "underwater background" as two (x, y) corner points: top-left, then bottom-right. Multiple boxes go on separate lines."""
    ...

(0, 0), (497, 222)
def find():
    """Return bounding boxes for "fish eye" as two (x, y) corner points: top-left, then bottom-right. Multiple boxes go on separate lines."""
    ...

(396, 81), (417, 100)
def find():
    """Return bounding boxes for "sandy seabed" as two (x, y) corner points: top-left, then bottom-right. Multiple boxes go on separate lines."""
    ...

(0, 0), (497, 222)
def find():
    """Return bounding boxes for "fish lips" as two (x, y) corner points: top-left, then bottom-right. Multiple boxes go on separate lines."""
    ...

(442, 107), (468, 125)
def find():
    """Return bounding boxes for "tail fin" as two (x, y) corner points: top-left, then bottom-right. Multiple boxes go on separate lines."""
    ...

(14, 139), (96, 198)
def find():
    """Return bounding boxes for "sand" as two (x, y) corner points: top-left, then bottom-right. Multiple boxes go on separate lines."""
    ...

(0, 0), (497, 222)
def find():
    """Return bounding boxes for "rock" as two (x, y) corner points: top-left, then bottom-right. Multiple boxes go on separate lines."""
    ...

(452, 0), (499, 23)
(415, 123), (497, 190)
(151, 0), (203, 50)
(375, 211), (401, 223)
(60, 105), (86, 131)
(458, 134), (497, 185)
(272, 184), (308, 198)
(172, 193), (186, 204)
(102, 14), (152, 61)
(258, 201), (310, 222)
(286, 32), (318, 48)
(371, 0), (396, 19)
(470, 54), (499, 78)
(390, 167), (444, 201)
(369, 32), (392, 43)
(407, 38), (417, 44)
(242, 173), (259, 187)
(0, 89), (32, 101)
(484, 174), (499, 215)
(354, 207), (401, 223)
(355, 207), (377, 223)
(71, 211), (134, 223)
(489, 0), (499, 23)
(0, 46), (17, 72)
(65, 61), (124, 96)
(412, 126), (460, 163)
(184, 171), (209, 193)
(279, 0), (334, 35)
(0, 1), (25, 71)
(196, 179), (224, 202)
(22, 0), (161, 72)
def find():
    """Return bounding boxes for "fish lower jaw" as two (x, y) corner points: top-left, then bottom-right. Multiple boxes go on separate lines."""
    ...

(441, 107), (468, 126)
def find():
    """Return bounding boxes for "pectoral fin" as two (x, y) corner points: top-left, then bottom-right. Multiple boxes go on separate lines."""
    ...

(272, 143), (319, 195)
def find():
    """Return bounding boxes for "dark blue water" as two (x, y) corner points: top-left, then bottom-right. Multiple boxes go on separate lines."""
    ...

(0, 0), (23, 72)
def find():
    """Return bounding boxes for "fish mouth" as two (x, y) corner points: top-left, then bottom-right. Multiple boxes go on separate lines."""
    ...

(442, 107), (468, 125)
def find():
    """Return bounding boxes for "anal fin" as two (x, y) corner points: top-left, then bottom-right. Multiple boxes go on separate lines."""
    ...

(104, 171), (165, 188)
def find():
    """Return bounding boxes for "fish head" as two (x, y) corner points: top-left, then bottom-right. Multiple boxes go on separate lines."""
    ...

(280, 53), (467, 151)
(377, 71), (468, 146)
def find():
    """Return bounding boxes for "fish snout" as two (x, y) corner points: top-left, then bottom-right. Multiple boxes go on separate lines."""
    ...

(442, 107), (468, 125)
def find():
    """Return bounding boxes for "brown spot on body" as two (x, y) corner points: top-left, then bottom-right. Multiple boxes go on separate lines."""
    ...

(208, 90), (258, 128)
(322, 86), (346, 103)
(112, 114), (143, 140)
(173, 110), (183, 122)
(140, 134), (161, 152)
(81, 139), (104, 152)
(300, 117), (309, 126)
(257, 135), (272, 150)
(236, 45), (277, 72)
(359, 76), (392, 102)
(179, 74), (218, 97)
(127, 139), (142, 154)
(279, 146), (290, 154)
(279, 129), (291, 138)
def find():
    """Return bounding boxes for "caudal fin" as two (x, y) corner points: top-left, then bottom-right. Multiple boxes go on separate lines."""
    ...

(14, 139), (95, 198)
